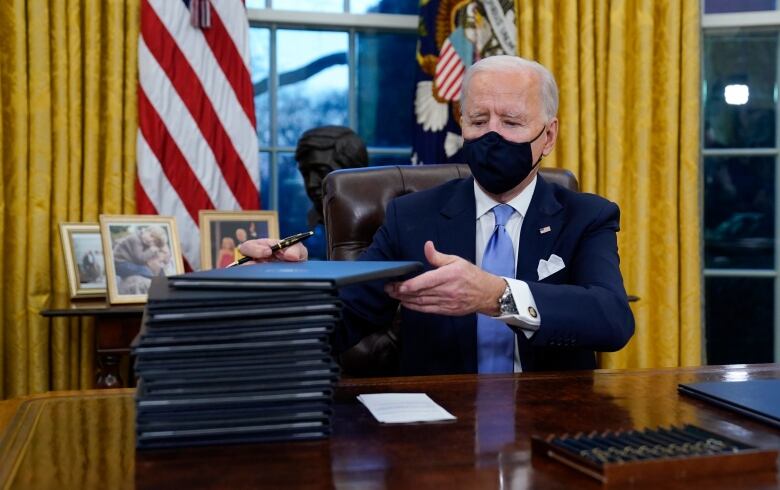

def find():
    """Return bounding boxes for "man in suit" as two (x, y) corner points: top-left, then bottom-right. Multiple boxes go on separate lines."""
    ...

(240, 55), (634, 375)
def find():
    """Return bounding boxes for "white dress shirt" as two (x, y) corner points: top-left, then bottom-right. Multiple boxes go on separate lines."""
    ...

(474, 177), (542, 372)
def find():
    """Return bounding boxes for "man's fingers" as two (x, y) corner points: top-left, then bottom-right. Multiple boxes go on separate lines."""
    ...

(238, 239), (309, 263)
(274, 243), (308, 262)
(238, 239), (275, 259)
(396, 268), (449, 294)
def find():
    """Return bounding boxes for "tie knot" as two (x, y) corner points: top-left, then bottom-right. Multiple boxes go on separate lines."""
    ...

(492, 204), (514, 227)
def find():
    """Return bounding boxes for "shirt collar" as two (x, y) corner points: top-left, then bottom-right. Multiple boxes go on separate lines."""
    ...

(474, 175), (537, 220)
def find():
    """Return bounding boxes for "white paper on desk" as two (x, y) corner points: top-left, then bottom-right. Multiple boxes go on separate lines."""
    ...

(357, 393), (456, 424)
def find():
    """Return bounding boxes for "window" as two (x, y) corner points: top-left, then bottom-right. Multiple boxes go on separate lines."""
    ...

(246, 2), (418, 244)
(702, 5), (780, 364)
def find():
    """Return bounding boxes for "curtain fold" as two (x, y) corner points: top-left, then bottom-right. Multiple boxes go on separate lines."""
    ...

(0, 0), (139, 398)
(514, 0), (702, 368)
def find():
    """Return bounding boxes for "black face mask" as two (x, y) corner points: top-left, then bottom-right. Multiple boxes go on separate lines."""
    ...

(462, 126), (546, 195)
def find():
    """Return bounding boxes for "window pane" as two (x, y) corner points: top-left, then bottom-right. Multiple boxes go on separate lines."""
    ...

(272, 0), (343, 12)
(259, 152), (271, 211)
(277, 153), (311, 239)
(356, 31), (417, 148)
(249, 28), (271, 147)
(350, 0), (418, 14)
(706, 277), (774, 364)
(276, 30), (349, 147)
(704, 156), (775, 269)
(703, 31), (777, 148)
(369, 153), (412, 166)
(246, 0), (266, 8)
(704, 0), (776, 14)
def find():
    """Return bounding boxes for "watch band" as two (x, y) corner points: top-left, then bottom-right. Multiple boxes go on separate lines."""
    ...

(498, 282), (518, 315)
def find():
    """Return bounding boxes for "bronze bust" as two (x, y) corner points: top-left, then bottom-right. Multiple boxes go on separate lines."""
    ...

(295, 126), (368, 227)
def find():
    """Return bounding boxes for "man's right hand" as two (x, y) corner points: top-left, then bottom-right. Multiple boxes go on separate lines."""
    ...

(238, 238), (308, 263)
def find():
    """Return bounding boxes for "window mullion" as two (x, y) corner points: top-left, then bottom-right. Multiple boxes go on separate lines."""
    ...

(774, 29), (780, 362)
(349, 28), (357, 132)
(269, 24), (279, 212)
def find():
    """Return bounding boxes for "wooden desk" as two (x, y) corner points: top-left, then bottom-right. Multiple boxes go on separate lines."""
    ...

(0, 365), (778, 489)
(41, 301), (143, 388)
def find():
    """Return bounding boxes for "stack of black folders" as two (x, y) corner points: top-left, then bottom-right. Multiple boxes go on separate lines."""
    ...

(531, 425), (778, 485)
(132, 260), (422, 449)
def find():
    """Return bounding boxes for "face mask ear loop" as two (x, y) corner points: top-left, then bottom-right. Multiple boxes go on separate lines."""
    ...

(530, 125), (547, 169)
(530, 124), (547, 143)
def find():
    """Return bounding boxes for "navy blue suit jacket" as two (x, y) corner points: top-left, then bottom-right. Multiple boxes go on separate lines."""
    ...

(337, 175), (635, 374)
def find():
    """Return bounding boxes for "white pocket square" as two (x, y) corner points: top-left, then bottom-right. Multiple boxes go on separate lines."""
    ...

(537, 254), (565, 281)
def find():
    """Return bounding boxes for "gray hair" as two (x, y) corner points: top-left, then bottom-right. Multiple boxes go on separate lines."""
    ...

(460, 55), (559, 121)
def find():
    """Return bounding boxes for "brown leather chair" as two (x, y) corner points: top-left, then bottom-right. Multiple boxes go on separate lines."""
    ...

(322, 164), (579, 376)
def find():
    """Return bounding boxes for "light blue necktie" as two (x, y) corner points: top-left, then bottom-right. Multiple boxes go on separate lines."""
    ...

(477, 204), (516, 373)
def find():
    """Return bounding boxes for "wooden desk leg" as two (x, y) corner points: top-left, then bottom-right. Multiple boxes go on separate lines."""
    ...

(94, 315), (142, 389)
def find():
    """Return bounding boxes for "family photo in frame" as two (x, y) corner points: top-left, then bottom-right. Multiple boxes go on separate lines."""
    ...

(59, 223), (107, 299)
(199, 210), (279, 270)
(99, 215), (184, 304)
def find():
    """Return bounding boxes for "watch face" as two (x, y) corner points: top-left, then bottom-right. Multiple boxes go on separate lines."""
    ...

(501, 302), (517, 315)
(499, 286), (517, 315)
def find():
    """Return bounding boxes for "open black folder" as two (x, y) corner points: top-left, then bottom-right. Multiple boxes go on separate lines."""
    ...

(678, 379), (780, 429)
(167, 260), (423, 289)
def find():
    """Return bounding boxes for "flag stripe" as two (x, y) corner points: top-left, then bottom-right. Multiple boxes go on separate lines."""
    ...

(441, 64), (465, 100)
(138, 38), (240, 210)
(137, 132), (202, 268)
(196, 4), (256, 127)
(208, 1), (253, 74)
(135, 178), (158, 215)
(210, 0), (252, 67)
(436, 57), (459, 91)
(435, 43), (455, 75)
(141, 0), (258, 208)
(149, 0), (259, 190)
(438, 66), (460, 97)
(438, 51), (459, 82)
(137, 88), (214, 222)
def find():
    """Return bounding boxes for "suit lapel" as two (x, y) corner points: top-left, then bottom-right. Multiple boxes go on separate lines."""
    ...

(436, 178), (478, 372)
(516, 176), (565, 282)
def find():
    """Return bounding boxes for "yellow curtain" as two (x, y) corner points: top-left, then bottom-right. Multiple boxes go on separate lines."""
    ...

(515, 0), (701, 368)
(0, 0), (139, 398)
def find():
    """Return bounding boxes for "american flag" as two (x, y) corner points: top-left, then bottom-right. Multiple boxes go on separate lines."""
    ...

(434, 39), (465, 102)
(137, 0), (259, 270)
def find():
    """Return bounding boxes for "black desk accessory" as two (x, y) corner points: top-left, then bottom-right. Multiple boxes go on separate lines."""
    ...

(531, 424), (777, 485)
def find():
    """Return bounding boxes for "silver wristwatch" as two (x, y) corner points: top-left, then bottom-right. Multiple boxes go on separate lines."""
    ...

(498, 282), (518, 315)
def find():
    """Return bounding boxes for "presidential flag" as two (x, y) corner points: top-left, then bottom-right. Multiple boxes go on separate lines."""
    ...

(136, 0), (259, 270)
(412, 0), (517, 166)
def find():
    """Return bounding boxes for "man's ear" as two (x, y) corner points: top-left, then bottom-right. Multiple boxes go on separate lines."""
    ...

(542, 118), (559, 156)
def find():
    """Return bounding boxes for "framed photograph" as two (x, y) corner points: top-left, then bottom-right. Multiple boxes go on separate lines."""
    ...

(199, 210), (279, 270)
(99, 215), (185, 304)
(59, 223), (107, 299)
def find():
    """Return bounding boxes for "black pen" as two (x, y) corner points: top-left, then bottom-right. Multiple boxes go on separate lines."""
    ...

(227, 230), (314, 267)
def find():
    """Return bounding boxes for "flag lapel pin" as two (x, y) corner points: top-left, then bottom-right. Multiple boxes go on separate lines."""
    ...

(539, 226), (551, 234)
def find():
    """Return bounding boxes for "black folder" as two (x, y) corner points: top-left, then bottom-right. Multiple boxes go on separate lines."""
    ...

(140, 313), (340, 335)
(145, 275), (338, 309)
(678, 379), (780, 429)
(167, 260), (422, 289)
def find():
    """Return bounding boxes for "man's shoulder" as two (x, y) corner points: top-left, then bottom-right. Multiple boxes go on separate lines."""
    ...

(545, 180), (620, 228)
(548, 181), (617, 212)
(392, 177), (469, 208)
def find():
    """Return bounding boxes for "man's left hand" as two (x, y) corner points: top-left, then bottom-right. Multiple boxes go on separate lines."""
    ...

(385, 241), (505, 316)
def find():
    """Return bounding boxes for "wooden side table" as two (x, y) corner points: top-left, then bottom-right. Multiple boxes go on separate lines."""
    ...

(41, 301), (144, 389)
